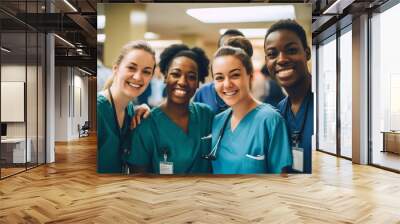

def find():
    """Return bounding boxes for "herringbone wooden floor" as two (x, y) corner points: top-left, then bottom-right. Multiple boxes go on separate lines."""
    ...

(1, 135), (400, 224)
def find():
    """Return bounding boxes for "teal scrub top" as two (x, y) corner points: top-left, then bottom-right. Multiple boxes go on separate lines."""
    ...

(97, 93), (135, 173)
(126, 102), (214, 174)
(277, 91), (313, 173)
(211, 104), (293, 174)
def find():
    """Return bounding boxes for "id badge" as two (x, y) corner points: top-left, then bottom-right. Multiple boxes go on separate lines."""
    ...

(159, 161), (173, 174)
(292, 145), (304, 172)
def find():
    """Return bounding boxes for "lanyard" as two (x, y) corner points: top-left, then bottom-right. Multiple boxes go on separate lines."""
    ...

(108, 88), (129, 154)
(284, 90), (311, 145)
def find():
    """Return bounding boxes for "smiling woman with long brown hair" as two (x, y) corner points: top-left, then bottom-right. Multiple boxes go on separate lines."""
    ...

(210, 39), (292, 174)
(97, 41), (156, 173)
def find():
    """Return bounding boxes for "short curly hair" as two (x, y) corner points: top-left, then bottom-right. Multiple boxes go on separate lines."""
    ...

(264, 19), (309, 51)
(218, 29), (244, 47)
(159, 44), (209, 83)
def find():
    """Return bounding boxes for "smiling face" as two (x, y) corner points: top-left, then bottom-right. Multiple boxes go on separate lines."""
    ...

(212, 55), (252, 107)
(113, 49), (155, 99)
(165, 56), (199, 105)
(264, 29), (310, 89)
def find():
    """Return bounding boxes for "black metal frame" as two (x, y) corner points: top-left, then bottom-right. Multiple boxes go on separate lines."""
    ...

(315, 20), (353, 162)
(336, 25), (341, 159)
(315, 44), (319, 152)
(25, 1), (28, 172)
(367, 10), (373, 167)
(0, 0), (47, 180)
(315, 32), (338, 156)
(315, 0), (400, 173)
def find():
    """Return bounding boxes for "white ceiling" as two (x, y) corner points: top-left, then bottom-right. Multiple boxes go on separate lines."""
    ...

(146, 3), (312, 44)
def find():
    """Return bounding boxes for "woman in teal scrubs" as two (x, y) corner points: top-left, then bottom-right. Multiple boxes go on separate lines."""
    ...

(97, 41), (156, 173)
(210, 38), (293, 174)
(126, 44), (213, 174)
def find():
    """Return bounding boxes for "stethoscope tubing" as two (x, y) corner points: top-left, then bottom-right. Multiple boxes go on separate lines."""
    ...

(202, 110), (232, 160)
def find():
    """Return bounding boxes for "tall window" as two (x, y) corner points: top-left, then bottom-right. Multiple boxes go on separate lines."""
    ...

(371, 2), (400, 171)
(339, 27), (352, 158)
(317, 36), (337, 154)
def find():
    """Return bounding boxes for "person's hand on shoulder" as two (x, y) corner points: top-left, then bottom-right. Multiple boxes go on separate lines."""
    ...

(131, 104), (151, 129)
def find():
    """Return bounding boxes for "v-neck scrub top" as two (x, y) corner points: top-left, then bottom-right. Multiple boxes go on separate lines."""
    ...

(126, 102), (214, 174)
(97, 93), (135, 173)
(211, 104), (292, 174)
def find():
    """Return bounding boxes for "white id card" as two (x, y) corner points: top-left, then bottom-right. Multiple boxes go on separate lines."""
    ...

(159, 161), (173, 174)
(292, 146), (304, 172)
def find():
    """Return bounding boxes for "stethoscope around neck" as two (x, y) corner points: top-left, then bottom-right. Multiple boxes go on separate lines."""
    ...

(201, 110), (232, 160)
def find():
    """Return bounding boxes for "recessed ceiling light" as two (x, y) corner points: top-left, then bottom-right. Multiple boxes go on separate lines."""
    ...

(97, 15), (105, 29)
(144, 32), (160, 40)
(186, 5), (295, 23)
(323, 0), (353, 15)
(97, 34), (106, 43)
(130, 11), (147, 25)
(78, 67), (92, 76)
(1, 47), (11, 53)
(219, 28), (268, 39)
(147, 40), (182, 48)
(63, 0), (78, 12)
(54, 34), (75, 48)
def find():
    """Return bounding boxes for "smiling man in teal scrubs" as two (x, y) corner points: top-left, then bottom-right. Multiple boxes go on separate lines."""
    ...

(264, 19), (313, 173)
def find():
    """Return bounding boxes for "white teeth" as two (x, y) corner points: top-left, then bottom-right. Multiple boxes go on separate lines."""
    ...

(276, 69), (295, 78)
(174, 89), (187, 97)
(128, 83), (141, 88)
(278, 68), (293, 73)
(224, 91), (238, 96)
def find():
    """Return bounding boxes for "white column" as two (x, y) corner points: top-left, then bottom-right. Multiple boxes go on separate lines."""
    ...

(312, 45), (317, 151)
(46, 32), (55, 163)
(352, 14), (369, 164)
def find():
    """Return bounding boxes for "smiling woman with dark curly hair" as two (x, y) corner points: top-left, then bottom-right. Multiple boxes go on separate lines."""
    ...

(125, 44), (215, 174)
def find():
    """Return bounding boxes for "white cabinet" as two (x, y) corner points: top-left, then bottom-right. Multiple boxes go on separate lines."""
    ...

(1, 138), (31, 163)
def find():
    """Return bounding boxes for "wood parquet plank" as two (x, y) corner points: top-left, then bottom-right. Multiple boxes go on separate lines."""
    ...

(0, 135), (400, 223)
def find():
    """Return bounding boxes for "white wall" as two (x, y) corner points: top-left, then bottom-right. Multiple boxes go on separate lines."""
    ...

(1, 65), (26, 144)
(54, 67), (89, 141)
(55, 67), (69, 141)
(1, 65), (35, 138)
(1, 63), (46, 164)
